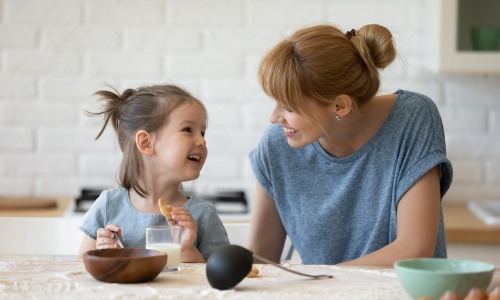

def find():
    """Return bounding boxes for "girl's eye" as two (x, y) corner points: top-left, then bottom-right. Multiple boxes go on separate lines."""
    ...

(182, 127), (191, 133)
(201, 132), (205, 137)
(284, 107), (293, 113)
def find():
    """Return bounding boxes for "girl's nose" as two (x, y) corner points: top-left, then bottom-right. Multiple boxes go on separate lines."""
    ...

(269, 104), (285, 124)
(196, 134), (206, 147)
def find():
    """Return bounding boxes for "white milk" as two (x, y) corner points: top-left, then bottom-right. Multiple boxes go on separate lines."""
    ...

(147, 243), (181, 268)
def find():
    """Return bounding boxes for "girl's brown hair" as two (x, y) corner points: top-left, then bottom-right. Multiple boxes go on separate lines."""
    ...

(258, 24), (396, 124)
(87, 84), (207, 197)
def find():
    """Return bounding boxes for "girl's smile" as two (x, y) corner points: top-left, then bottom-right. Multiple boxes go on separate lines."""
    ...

(187, 153), (203, 166)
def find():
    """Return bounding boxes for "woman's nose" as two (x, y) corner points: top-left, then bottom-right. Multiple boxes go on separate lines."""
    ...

(269, 105), (284, 124)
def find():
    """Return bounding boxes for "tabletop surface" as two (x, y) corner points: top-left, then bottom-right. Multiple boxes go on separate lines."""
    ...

(0, 261), (499, 300)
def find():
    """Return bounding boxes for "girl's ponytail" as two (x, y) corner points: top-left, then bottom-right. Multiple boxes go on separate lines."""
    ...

(87, 87), (135, 140)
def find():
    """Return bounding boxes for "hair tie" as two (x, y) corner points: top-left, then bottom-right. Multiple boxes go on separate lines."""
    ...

(345, 29), (356, 40)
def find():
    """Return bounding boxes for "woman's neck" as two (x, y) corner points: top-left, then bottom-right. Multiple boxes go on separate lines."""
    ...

(318, 94), (397, 158)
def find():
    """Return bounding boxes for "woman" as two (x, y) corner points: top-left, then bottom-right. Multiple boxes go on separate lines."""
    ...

(247, 24), (452, 266)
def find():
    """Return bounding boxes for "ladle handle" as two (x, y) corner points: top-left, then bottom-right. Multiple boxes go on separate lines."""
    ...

(252, 253), (333, 279)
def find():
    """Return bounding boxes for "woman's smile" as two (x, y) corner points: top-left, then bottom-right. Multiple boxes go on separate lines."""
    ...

(283, 126), (299, 137)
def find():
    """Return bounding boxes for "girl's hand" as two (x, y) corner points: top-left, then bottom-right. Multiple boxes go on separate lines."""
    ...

(96, 224), (123, 249)
(169, 208), (197, 251)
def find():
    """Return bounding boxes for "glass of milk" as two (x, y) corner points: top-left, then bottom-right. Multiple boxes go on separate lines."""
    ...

(146, 226), (182, 272)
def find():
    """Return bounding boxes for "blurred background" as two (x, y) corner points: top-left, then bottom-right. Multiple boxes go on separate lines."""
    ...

(0, 0), (499, 204)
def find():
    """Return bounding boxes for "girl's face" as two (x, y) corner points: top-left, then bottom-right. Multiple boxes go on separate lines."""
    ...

(152, 103), (207, 182)
(269, 100), (331, 148)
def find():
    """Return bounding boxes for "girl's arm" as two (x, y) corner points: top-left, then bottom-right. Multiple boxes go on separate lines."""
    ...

(247, 181), (287, 263)
(77, 235), (96, 261)
(181, 244), (206, 263)
(338, 166), (442, 266)
(77, 224), (123, 261)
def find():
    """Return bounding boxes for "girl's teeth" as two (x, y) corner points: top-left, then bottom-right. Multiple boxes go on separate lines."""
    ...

(283, 127), (298, 133)
(188, 155), (200, 162)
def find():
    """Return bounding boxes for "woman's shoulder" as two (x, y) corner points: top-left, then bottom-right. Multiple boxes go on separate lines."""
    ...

(387, 89), (443, 131)
(394, 89), (440, 116)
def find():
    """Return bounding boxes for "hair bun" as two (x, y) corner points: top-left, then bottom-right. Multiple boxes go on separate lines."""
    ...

(357, 24), (396, 69)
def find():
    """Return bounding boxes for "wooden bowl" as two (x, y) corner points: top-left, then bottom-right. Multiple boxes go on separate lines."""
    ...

(83, 248), (167, 283)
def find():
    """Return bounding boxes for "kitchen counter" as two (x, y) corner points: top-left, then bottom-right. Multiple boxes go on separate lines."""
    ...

(0, 197), (73, 218)
(443, 203), (500, 243)
(2, 261), (498, 300)
(2, 199), (499, 242)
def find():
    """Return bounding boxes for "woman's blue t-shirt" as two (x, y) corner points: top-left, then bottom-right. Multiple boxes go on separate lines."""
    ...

(249, 90), (453, 265)
(79, 188), (230, 260)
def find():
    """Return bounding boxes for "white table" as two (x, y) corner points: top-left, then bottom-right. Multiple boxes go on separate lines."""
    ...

(2, 261), (499, 299)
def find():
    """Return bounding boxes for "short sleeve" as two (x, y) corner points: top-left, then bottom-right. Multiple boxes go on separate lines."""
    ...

(395, 95), (453, 203)
(79, 190), (108, 240)
(248, 126), (276, 199)
(196, 203), (230, 260)
(396, 151), (452, 202)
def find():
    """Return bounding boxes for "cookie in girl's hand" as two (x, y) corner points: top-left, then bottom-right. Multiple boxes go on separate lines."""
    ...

(158, 198), (174, 220)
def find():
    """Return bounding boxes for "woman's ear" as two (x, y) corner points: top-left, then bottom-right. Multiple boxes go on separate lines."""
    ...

(136, 130), (155, 156)
(333, 94), (353, 118)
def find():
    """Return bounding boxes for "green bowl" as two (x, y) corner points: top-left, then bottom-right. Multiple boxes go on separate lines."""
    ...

(394, 258), (494, 299)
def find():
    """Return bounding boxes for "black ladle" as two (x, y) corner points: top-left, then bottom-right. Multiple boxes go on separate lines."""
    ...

(206, 245), (333, 290)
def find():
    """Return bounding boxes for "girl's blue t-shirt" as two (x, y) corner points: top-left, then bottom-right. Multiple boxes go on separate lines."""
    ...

(249, 90), (453, 265)
(79, 188), (230, 260)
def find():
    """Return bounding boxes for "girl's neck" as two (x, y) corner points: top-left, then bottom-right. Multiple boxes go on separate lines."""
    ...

(128, 179), (188, 214)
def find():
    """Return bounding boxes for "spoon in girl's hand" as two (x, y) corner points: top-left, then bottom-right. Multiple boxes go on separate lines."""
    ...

(111, 231), (124, 248)
(206, 245), (333, 290)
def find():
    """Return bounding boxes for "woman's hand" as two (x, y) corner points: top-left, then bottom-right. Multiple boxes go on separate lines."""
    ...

(96, 224), (123, 249)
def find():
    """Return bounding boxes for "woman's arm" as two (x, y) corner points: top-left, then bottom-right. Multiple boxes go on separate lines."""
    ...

(247, 181), (287, 263)
(338, 166), (442, 266)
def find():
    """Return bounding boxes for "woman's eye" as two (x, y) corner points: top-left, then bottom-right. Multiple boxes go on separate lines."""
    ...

(182, 127), (191, 133)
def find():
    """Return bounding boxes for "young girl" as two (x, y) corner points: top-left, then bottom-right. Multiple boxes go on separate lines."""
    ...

(248, 24), (453, 266)
(77, 84), (229, 262)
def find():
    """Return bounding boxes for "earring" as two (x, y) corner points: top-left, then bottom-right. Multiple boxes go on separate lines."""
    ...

(336, 115), (342, 121)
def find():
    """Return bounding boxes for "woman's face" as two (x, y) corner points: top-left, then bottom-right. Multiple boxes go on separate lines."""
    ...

(269, 100), (332, 148)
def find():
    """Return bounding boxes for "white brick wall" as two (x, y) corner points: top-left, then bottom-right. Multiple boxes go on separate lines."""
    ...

(4, 52), (82, 75)
(5, 0), (82, 25)
(86, 0), (164, 27)
(0, 128), (33, 150)
(169, 1), (243, 26)
(0, 0), (499, 206)
(0, 26), (37, 48)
